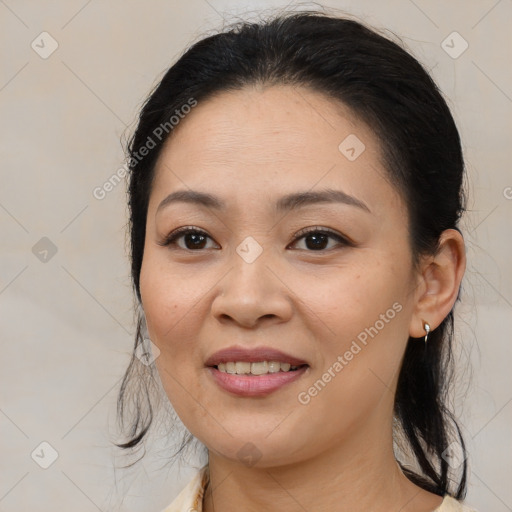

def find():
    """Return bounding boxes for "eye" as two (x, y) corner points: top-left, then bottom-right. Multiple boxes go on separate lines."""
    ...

(157, 226), (219, 250)
(288, 227), (352, 251)
(158, 226), (352, 252)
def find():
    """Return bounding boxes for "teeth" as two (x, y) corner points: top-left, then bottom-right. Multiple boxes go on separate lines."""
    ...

(235, 362), (251, 374)
(268, 361), (281, 373)
(216, 361), (301, 375)
(250, 361), (268, 375)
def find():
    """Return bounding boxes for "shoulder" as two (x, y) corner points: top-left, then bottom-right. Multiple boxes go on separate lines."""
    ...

(160, 464), (209, 512)
(436, 494), (480, 512)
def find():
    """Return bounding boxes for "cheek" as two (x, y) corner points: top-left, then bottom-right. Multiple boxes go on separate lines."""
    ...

(288, 265), (410, 437)
(293, 257), (408, 339)
(140, 254), (212, 421)
(295, 256), (412, 395)
(139, 253), (206, 359)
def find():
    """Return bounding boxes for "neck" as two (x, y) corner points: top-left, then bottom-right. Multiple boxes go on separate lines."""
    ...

(202, 417), (443, 512)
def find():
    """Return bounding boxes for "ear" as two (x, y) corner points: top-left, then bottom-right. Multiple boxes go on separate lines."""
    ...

(409, 229), (466, 339)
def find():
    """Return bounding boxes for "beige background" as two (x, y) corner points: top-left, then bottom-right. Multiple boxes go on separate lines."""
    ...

(1, 0), (511, 511)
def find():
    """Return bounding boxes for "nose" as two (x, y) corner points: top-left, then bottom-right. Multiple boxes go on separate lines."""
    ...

(211, 249), (293, 329)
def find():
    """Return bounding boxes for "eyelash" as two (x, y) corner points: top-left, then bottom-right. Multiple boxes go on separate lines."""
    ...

(157, 225), (353, 251)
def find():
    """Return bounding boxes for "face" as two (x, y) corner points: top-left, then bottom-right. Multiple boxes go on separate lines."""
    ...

(139, 85), (419, 467)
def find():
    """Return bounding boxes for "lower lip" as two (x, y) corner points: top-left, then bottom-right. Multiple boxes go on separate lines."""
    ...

(207, 366), (308, 397)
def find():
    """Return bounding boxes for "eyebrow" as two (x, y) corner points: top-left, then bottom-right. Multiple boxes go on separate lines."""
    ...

(156, 188), (371, 215)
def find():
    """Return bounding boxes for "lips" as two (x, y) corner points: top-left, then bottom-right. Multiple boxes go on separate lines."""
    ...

(205, 346), (310, 397)
(208, 365), (308, 397)
(204, 346), (309, 367)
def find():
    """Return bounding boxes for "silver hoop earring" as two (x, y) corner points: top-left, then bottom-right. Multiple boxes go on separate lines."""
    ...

(423, 322), (430, 344)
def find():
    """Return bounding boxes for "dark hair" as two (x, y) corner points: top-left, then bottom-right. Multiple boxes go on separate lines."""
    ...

(116, 9), (468, 499)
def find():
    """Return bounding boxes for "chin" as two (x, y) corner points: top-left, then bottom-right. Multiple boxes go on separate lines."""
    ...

(200, 429), (312, 469)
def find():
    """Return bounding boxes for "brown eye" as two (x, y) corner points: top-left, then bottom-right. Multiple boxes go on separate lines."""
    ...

(158, 227), (219, 250)
(289, 227), (351, 251)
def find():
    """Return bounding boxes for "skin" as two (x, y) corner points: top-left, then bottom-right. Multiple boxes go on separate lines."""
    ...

(139, 84), (466, 512)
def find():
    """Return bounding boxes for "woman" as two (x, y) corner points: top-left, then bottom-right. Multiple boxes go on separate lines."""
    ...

(116, 10), (478, 512)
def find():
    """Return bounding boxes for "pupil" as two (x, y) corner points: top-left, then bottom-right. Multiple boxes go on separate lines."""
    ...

(306, 233), (327, 250)
(183, 233), (328, 250)
(186, 233), (206, 249)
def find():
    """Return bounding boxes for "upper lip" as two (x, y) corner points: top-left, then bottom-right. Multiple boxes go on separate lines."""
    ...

(205, 346), (309, 367)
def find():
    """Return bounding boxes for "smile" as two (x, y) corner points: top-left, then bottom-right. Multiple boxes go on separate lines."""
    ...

(207, 364), (309, 397)
(215, 361), (303, 375)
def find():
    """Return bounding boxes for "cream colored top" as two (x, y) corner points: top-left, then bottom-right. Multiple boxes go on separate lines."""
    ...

(161, 465), (479, 512)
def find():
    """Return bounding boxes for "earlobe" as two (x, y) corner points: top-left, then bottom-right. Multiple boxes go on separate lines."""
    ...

(409, 229), (466, 339)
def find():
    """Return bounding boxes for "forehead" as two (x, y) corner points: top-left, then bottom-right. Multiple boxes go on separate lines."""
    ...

(150, 85), (402, 217)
